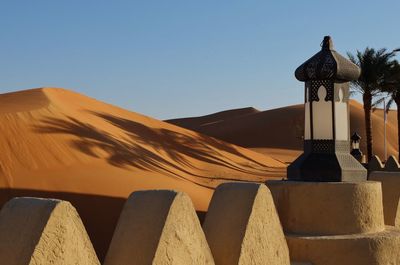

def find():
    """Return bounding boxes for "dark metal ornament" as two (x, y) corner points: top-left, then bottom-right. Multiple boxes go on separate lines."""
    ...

(350, 132), (363, 161)
(295, 36), (360, 82)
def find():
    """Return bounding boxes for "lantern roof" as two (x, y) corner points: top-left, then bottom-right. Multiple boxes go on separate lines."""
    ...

(295, 36), (360, 82)
(351, 132), (361, 141)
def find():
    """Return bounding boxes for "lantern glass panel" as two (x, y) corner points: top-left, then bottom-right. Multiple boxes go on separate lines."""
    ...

(312, 86), (333, 139)
(334, 88), (349, 140)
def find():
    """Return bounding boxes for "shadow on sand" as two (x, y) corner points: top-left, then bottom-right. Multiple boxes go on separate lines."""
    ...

(34, 111), (283, 183)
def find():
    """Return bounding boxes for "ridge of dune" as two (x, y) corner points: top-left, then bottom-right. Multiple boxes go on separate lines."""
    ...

(0, 88), (51, 113)
(168, 99), (398, 163)
(167, 107), (260, 130)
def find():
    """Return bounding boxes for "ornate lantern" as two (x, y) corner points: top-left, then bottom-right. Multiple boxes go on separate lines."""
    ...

(350, 132), (363, 161)
(288, 36), (367, 182)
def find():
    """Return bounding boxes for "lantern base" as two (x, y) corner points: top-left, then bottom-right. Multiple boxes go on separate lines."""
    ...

(287, 151), (367, 182)
(350, 149), (363, 162)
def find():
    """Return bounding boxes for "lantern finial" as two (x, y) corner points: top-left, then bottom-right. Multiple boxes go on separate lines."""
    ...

(321, 36), (334, 50)
(351, 132), (361, 141)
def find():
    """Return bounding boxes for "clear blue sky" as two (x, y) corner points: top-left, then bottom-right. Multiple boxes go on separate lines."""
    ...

(1, 1), (399, 119)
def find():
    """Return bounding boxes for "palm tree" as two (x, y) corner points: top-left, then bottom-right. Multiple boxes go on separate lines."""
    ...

(381, 59), (400, 161)
(347, 48), (395, 161)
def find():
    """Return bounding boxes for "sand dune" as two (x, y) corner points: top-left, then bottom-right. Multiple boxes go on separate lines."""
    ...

(0, 88), (285, 260)
(169, 107), (260, 131)
(168, 100), (399, 163)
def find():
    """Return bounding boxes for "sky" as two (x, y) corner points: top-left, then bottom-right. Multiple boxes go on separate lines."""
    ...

(1, 1), (400, 119)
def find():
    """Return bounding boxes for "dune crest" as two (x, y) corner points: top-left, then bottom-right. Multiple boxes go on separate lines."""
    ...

(168, 100), (399, 163)
(168, 107), (260, 130)
(0, 88), (51, 113)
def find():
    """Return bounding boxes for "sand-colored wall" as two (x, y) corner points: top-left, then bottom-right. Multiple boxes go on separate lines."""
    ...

(203, 183), (290, 265)
(369, 171), (400, 227)
(0, 197), (99, 265)
(104, 190), (214, 265)
(267, 181), (385, 235)
(3, 183), (400, 264)
(287, 227), (400, 265)
(266, 180), (400, 265)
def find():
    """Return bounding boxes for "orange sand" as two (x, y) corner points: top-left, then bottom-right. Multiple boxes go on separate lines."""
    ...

(168, 100), (399, 163)
(0, 88), (285, 260)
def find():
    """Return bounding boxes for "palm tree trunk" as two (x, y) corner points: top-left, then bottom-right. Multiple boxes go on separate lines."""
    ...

(396, 98), (400, 162)
(363, 92), (373, 161)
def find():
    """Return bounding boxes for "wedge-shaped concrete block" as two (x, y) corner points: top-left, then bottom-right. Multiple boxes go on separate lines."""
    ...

(368, 155), (384, 172)
(203, 183), (290, 265)
(385, 155), (400, 172)
(104, 190), (214, 265)
(0, 197), (100, 265)
(369, 171), (400, 227)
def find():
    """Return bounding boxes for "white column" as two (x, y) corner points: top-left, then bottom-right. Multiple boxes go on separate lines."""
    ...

(334, 88), (349, 140)
(312, 86), (333, 139)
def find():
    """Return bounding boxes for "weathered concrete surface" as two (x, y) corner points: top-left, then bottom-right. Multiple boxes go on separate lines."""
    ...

(369, 171), (400, 227)
(203, 183), (290, 265)
(384, 155), (400, 171)
(287, 226), (400, 265)
(267, 181), (385, 235)
(368, 155), (384, 172)
(0, 197), (100, 265)
(104, 190), (214, 265)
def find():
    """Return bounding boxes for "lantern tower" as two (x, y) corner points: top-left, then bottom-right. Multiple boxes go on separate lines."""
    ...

(288, 36), (367, 181)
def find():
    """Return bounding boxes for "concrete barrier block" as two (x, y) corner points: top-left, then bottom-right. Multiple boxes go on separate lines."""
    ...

(203, 183), (290, 265)
(369, 171), (400, 227)
(104, 190), (214, 265)
(368, 155), (384, 172)
(0, 197), (100, 265)
(384, 155), (400, 171)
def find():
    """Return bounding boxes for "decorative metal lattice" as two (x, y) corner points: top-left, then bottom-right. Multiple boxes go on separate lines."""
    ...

(307, 80), (334, 101)
(311, 140), (335, 154)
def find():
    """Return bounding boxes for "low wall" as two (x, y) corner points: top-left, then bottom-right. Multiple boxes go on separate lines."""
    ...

(0, 184), (290, 265)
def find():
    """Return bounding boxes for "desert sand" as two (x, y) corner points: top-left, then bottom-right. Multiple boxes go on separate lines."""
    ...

(168, 100), (399, 163)
(0, 87), (285, 260)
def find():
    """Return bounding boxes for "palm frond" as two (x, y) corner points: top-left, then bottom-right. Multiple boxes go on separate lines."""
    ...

(372, 97), (385, 108)
(386, 98), (394, 113)
(349, 90), (358, 97)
